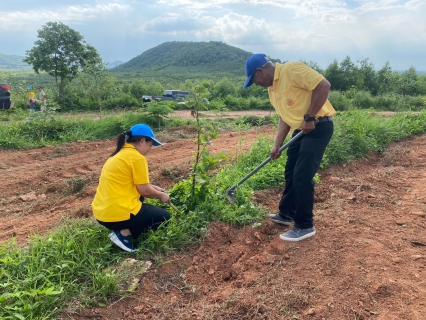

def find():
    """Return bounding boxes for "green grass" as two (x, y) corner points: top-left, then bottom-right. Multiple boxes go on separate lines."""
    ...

(0, 108), (271, 149)
(0, 220), (123, 319)
(2, 109), (426, 319)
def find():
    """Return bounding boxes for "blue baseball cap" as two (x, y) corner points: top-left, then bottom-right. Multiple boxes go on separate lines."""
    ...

(243, 53), (269, 89)
(27, 86), (33, 90)
(129, 124), (162, 146)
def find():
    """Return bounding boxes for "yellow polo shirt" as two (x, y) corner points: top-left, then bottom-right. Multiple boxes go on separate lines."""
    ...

(92, 143), (150, 222)
(28, 91), (36, 100)
(268, 62), (336, 129)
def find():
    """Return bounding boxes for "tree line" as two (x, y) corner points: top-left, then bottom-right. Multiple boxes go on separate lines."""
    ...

(2, 21), (425, 113)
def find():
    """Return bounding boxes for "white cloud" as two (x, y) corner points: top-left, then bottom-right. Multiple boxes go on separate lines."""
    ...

(0, 3), (130, 32)
(0, 0), (424, 70)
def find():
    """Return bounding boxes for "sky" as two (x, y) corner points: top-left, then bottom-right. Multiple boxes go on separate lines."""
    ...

(0, 0), (425, 71)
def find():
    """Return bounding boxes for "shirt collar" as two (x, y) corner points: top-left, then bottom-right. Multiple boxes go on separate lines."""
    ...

(273, 62), (283, 82)
(123, 143), (136, 150)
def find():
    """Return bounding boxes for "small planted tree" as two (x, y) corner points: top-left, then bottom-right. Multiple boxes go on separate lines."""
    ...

(25, 108), (57, 142)
(141, 100), (174, 128)
(185, 84), (222, 202)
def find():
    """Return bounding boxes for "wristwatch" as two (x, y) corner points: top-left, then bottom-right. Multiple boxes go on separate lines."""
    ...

(304, 114), (316, 122)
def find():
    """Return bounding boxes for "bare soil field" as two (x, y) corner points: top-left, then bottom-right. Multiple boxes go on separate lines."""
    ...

(1, 110), (425, 319)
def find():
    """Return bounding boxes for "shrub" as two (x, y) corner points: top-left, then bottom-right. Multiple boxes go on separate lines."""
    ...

(102, 94), (139, 110)
(350, 90), (374, 109)
(328, 91), (351, 111)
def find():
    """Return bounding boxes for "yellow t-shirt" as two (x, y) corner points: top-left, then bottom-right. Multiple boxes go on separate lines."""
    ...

(28, 91), (36, 100)
(92, 143), (150, 222)
(268, 62), (336, 129)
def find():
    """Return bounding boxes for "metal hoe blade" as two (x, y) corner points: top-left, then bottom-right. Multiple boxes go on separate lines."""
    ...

(225, 187), (237, 204)
(225, 131), (304, 204)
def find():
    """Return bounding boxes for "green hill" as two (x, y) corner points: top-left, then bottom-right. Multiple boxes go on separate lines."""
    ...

(0, 53), (30, 70)
(110, 41), (281, 84)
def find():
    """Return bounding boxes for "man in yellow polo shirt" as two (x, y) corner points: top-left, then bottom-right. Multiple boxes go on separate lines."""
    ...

(243, 54), (336, 242)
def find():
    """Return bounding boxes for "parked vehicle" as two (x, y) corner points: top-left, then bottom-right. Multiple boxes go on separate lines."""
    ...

(0, 83), (13, 109)
(142, 95), (155, 103)
(163, 90), (189, 101)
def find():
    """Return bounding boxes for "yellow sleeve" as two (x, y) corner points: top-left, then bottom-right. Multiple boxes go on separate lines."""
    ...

(131, 157), (150, 185)
(287, 62), (325, 91)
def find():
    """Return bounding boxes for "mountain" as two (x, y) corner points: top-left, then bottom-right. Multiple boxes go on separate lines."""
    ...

(110, 41), (281, 83)
(0, 53), (30, 69)
(107, 60), (125, 68)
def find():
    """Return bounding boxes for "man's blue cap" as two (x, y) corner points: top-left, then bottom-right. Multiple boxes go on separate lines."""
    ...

(243, 53), (269, 89)
(130, 124), (162, 146)
(27, 86), (32, 90)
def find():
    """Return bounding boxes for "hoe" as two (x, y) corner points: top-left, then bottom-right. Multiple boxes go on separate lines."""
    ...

(226, 131), (304, 204)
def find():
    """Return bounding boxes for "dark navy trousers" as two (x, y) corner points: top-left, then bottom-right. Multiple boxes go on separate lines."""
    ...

(279, 121), (333, 229)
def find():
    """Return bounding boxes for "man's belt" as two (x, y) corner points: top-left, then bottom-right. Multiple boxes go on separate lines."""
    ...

(316, 116), (333, 123)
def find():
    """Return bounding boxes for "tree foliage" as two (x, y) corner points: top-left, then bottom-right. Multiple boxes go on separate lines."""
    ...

(24, 21), (100, 102)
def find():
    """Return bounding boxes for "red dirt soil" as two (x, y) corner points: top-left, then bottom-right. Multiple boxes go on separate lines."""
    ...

(1, 110), (425, 319)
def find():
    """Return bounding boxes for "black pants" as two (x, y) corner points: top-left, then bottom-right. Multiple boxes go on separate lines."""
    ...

(279, 121), (333, 229)
(97, 202), (170, 239)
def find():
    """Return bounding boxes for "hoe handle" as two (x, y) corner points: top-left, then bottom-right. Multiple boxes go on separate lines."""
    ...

(231, 131), (304, 189)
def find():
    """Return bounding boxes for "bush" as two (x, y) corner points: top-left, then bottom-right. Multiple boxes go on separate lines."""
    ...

(102, 94), (140, 110)
(328, 91), (351, 111)
(405, 95), (426, 110)
(351, 90), (374, 109)
(374, 93), (401, 111)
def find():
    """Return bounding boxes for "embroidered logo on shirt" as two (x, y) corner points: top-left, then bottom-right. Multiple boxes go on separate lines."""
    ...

(287, 98), (295, 106)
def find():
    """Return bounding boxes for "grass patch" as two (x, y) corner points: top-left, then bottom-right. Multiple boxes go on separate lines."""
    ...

(0, 109), (272, 150)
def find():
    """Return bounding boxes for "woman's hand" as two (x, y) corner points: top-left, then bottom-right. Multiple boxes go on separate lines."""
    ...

(152, 185), (166, 193)
(137, 184), (169, 203)
(158, 192), (170, 204)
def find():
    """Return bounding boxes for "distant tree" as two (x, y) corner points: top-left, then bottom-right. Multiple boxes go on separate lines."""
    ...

(339, 56), (360, 91)
(213, 78), (236, 99)
(80, 58), (112, 118)
(358, 58), (378, 95)
(325, 59), (344, 91)
(416, 74), (426, 95)
(377, 61), (394, 94)
(130, 79), (148, 100)
(121, 81), (131, 94)
(180, 79), (195, 92)
(24, 21), (101, 102)
(146, 80), (164, 96)
(397, 66), (418, 96)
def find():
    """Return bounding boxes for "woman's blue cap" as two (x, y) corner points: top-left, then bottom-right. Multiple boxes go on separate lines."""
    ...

(129, 124), (162, 146)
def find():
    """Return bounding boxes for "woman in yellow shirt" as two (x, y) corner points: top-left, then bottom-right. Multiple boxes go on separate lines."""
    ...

(27, 86), (37, 111)
(92, 124), (170, 252)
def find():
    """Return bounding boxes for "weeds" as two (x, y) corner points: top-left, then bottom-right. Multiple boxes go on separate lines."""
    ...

(0, 220), (124, 319)
(63, 176), (88, 195)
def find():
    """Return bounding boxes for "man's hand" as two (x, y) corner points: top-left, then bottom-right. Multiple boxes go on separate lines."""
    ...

(270, 145), (282, 160)
(302, 120), (315, 134)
